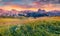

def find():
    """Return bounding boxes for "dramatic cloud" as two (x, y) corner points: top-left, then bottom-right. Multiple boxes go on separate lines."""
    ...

(0, 0), (60, 11)
(33, 0), (60, 4)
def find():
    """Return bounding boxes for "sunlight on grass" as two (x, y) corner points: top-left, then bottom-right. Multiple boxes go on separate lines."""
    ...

(0, 17), (60, 36)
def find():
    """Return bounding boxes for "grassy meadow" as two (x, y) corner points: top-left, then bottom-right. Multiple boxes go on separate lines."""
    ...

(0, 17), (60, 36)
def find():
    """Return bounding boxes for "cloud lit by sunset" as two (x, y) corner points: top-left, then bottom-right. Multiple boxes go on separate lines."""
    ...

(0, 0), (60, 11)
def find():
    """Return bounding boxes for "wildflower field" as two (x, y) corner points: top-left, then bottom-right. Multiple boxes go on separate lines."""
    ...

(0, 17), (60, 36)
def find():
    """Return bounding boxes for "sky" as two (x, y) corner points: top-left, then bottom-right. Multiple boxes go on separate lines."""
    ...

(0, 0), (60, 11)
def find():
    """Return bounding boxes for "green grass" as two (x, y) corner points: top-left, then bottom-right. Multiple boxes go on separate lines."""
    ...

(0, 17), (60, 36)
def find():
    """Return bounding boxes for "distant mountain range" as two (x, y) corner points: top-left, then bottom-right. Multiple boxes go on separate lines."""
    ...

(0, 9), (60, 18)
